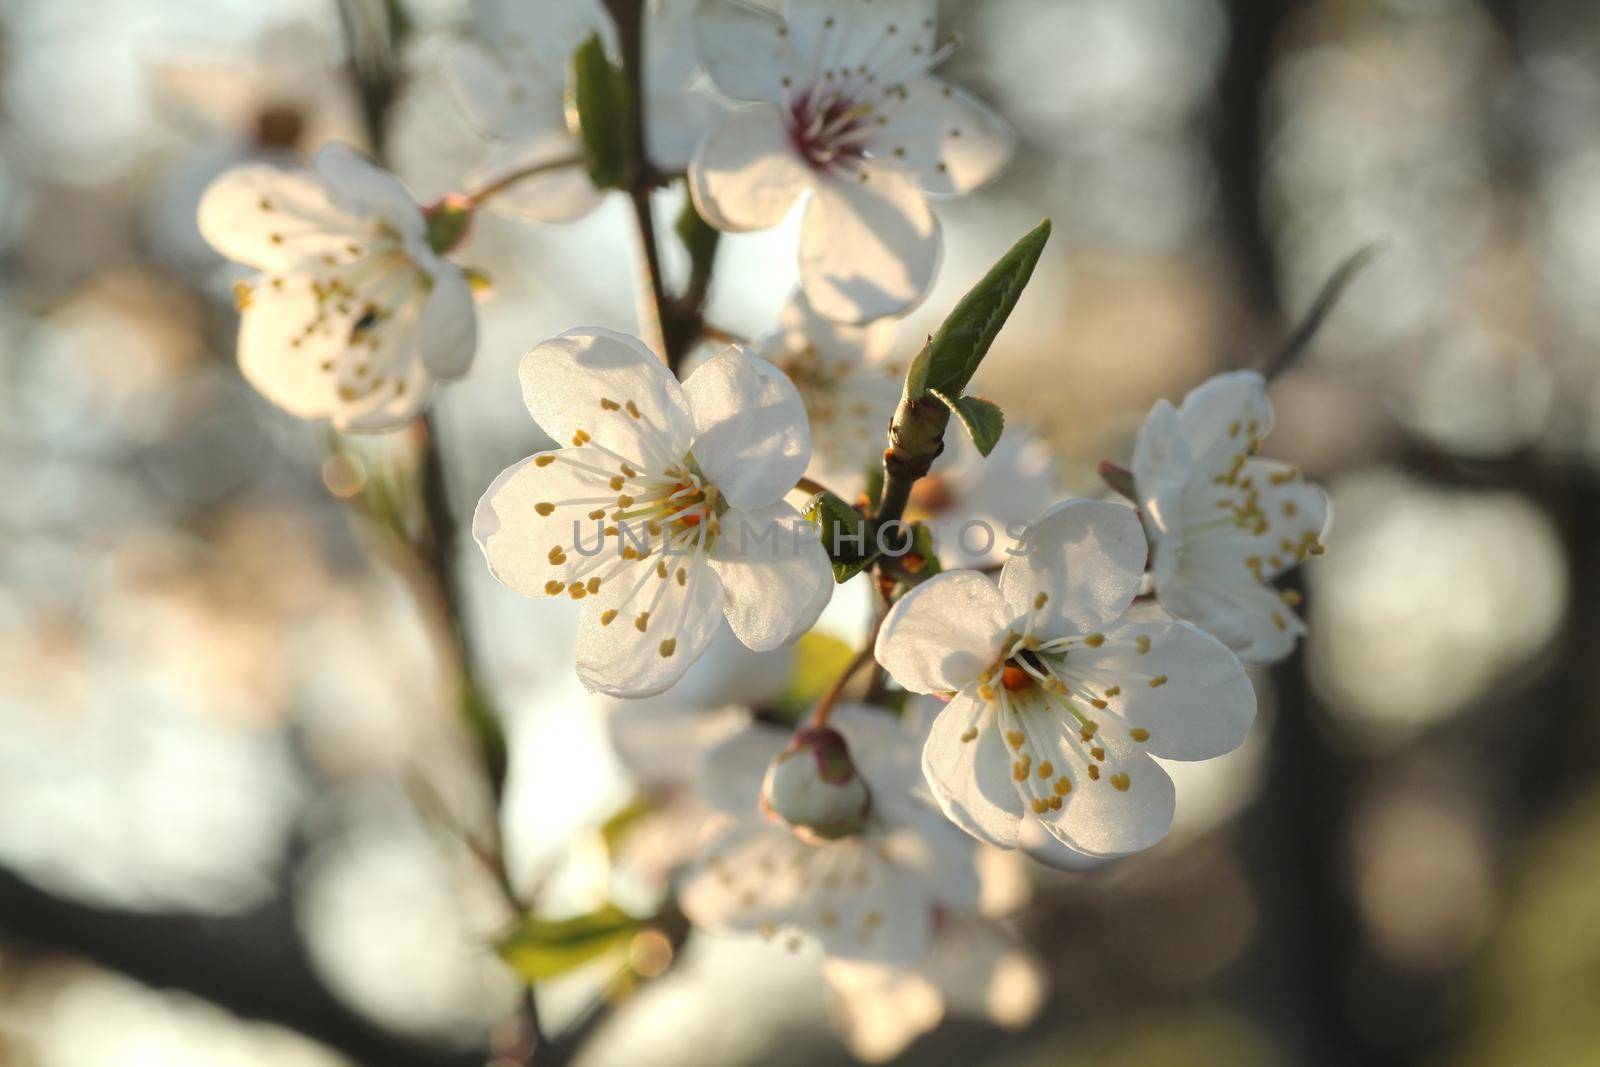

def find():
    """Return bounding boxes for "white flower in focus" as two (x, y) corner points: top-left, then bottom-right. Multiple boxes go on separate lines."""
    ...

(1132, 370), (1330, 664)
(681, 706), (980, 965)
(756, 291), (902, 496)
(445, 0), (722, 222)
(198, 144), (478, 431)
(473, 330), (833, 698)
(691, 0), (1015, 323)
(905, 425), (1062, 568)
(875, 499), (1256, 857)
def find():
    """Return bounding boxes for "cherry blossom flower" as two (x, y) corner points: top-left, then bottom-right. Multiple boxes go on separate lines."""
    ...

(756, 291), (901, 495)
(445, 0), (721, 223)
(473, 330), (832, 698)
(680, 706), (981, 964)
(875, 499), (1256, 857)
(1132, 370), (1331, 664)
(904, 424), (1062, 568)
(691, 0), (1015, 323)
(198, 143), (478, 431)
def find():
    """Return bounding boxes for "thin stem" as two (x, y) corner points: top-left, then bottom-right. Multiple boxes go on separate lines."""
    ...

(810, 614), (887, 729)
(700, 323), (749, 347)
(467, 156), (586, 207)
(794, 476), (837, 499)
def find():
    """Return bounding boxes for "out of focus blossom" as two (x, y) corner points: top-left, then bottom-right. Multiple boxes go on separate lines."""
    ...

(199, 143), (478, 431)
(905, 422), (1061, 568)
(1132, 371), (1330, 664)
(691, 0), (1014, 322)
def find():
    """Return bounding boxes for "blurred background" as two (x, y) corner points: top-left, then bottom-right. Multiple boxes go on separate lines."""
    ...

(3, 0), (1599, 1064)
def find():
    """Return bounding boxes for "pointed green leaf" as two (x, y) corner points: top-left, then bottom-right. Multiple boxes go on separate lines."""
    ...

(918, 220), (1051, 397)
(930, 390), (1004, 457)
(803, 490), (880, 583)
(568, 34), (631, 189)
(497, 904), (637, 983)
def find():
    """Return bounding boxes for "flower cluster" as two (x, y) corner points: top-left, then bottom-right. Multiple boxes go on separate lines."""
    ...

(193, 1), (1337, 1060)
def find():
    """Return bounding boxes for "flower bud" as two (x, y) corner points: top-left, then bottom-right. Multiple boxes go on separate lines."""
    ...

(760, 727), (872, 840)
(423, 194), (476, 254)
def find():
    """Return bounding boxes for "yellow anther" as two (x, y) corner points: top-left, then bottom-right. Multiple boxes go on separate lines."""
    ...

(610, 476), (625, 491)
(535, 455), (556, 467)
(676, 568), (687, 587)
(635, 612), (650, 632)
(616, 495), (634, 508)
(656, 561), (669, 579)
(977, 684), (996, 702)
(1104, 685), (1121, 697)
(535, 502), (555, 516)
(1087, 765), (1100, 781)
(600, 609), (618, 626)
(1135, 635), (1151, 654)
(622, 547), (641, 561)
(1030, 797), (1050, 815)
(659, 638), (677, 657)
(1090, 746), (1105, 761)
(1090, 698), (1108, 710)
(1281, 589), (1303, 607)
(1129, 728), (1150, 742)
(1054, 777), (1072, 796)
(1149, 674), (1168, 688)
(1037, 761), (1054, 779)
(1272, 613), (1287, 631)
(232, 281), (253, 310)
(1283, 501), (1299, 518)
(600, 397), (621, 411)
(1228, 420), (1241, 438)
(959, 726), (978, 743)
(567, 582), (587, 600)
(548, 547), (567, 565)
(1110, 772), (1131, 792)
(544, 580), (563, 596)
(589, 509), (606, 520)
(1084, 633), (1105, 648)
(572, 429), (591, 446)
(625, 400), (641, 419)
(1005, 731), (1026, 749)
(1033, 591), (1048, 609)
(587, 577), (601, 594)
(1012, 755), (1032, 781)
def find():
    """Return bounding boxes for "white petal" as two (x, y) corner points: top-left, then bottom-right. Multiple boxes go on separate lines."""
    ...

(694, 0), (795, 103)
(1016, 818), (1112, 872)
(828, 704), (921, 800)
(418, 268), (477, 378)
(772, 288), (899, 366)
(1029, 729), (1175, 858)
(198, 164), (362, 271)
(472, 450), (621, 598)
(233, 275), (341, 418)
(334, 357), (434, 432)
(875, 571), (1014, 694)
(787, 0), (937, 78)
(1072, 621), (1255, 761)
(1174, 370), (1274, 473)
(709, 501), (832, 651)
(443, 39), (566, 141)
(520, 327), (694, 466)
(471, 131), (604, 223)
(823, 960), (943, 1064)
(606, 703), (749, 788)
(890, 807), (983, 911)
(1152, 561), (1306, 667)
(999, 499), (1147, 636)
(920, 914), (1047, 1029)
(699, 720), (789, 817)
(800, 169), (940, 324)
(314, 143), (421, 235)
(920, 688), (1024, 848)
(646, 88), (725, 172)
(1130, 398), (1193, 537)
(689, 105), (812, 232)
(575, 550), (726, 697)
(682, 346), (811, 507)
(870, 77), (1014, 196)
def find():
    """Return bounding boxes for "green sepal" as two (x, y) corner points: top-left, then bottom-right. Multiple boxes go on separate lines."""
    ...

(803, 489), (880, 583)
(930, 390), (1004, 457)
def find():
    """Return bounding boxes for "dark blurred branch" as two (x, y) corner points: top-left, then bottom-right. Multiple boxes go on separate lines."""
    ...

(1257, 243), (1381, 380)
(0, 865), (481, 1067)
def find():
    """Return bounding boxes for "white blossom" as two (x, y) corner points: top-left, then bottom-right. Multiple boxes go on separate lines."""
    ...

(875, 499), (1256, 857)
(445, 0), (722, 222)
(905, 424), (1062, 568)
(691, 0), (1015, 323)
(198, 143), (478, 431)
(680, 706), (981, 965)
(473, 330), (833, 698)
(1132, 370), (1330, 664)
(756, 290), (902, 496)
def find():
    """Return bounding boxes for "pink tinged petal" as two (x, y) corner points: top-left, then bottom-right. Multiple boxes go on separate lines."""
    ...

(999, 499), (1148, 636)
(1030, 730), (1176, 858)
(471, 450), (621, 598)
(575, 551), (726, 697)
(787, 0), (938, 77)
(689, 105), (812, 232)
(418, 268), (477, 378)
(1073, 621), (1256, 761)
(871, 77), (1015, 196)
(694, 0), (795, 103)
(198, 164), (363, 272)
(875, 571), (1015, 694)
(921, 688), (1024, 849)
(314, 143), (423, 236)
(471, 131), (604, 224)
(700, 721), (790, 818)
(519, 327), (694, 463)
(683, 347), (812, 507)
(800, 169), (941, 324)
(709, 501), (833, 651)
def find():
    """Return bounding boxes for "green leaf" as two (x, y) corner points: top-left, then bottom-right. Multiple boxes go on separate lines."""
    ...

(778, 630), (857, 719)
(918, 219), (1051, 397)
(803, 490), (880, 583)
(930, 390), (1004, 457)
(568, 34), (631, 189)
(497, 904), (637, 983)
(674, 193), (721, 306)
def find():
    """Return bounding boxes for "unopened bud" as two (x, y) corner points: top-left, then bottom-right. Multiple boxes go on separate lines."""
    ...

(760, 727), (871, 841)
(423, 194), (476, 254)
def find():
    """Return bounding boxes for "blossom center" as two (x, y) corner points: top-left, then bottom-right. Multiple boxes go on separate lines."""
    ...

(785, 88), (872, 174)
